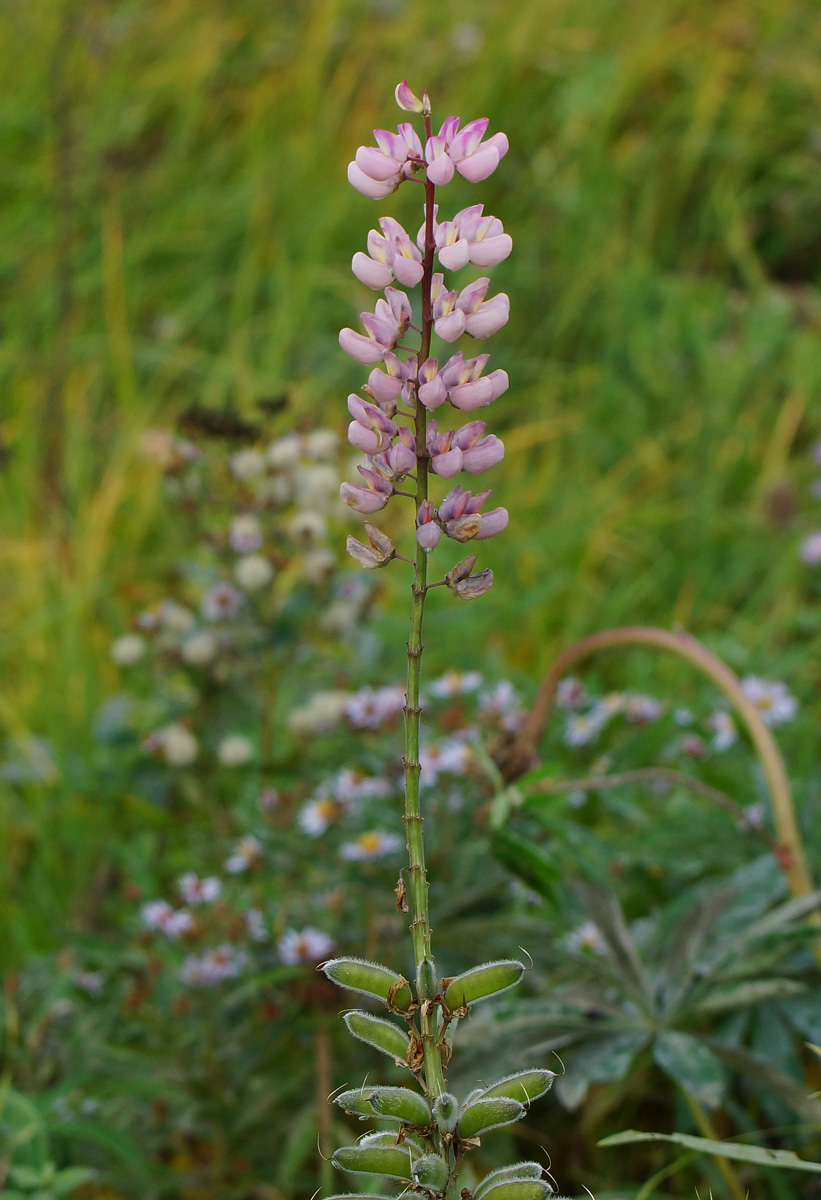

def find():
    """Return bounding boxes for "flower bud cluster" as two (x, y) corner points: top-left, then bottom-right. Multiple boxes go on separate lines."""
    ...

(340, 83), (511, 596)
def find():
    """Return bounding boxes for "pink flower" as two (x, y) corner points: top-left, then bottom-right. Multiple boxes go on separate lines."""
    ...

(430, 275), (509, 342)
(420, 204), (512, 270)
(365, 352), (414, 408)
(426, 420), (504, 478)
(416, 499), (441, 550)
(347, 123), (424, 198)
(441, 351), (509, 411)
(395, 80), (430, 115)
(340, 466), (394, 513)
(366, 426), (416, 480)
(352, 216), (424, 289)
(425, 115), (509, 186)
(339, 288), (413, 364)
(438, 485), (508, 542)
(347, 394), (398, 454)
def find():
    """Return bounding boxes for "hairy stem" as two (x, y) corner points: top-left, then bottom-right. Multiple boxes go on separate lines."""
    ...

(402, 117), (446, 1098)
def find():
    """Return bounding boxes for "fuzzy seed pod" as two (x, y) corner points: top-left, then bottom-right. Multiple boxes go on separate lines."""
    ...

(432, 1092), (460, 1134)
(369, 1086), (431, 1126)
(323, 957), (413, 1011)
(442, 960), (525, 1012)
(458, 1096), (525, 1139)
(479, 1070), (555, 1106)
(416, 957), (437, 1002)
(412, 1153), (450, 1191)
(473, 1163), (548, 1200)
(343, 1010), (411, 1065)
(331, 1143), (414, 1180)
(334, 1086), (379, 1120)
(478, 1181), (556, 1200)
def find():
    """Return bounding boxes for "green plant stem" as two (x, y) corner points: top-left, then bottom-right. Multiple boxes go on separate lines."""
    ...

(683, 1089), (747, 1200)
(401, 117), (446, 1099)
(517, 626), (818, 914)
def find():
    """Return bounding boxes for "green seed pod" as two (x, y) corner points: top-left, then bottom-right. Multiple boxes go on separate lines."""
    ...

(412, 1153), (449, 1191)
(360, 1130), (424, 1155)
(442, 960), (525, 1012)
(323, 957), (413, 1011)
(479, 1180), (555, 1200)
(416, 957), (437, 1002)
(457, 1096), (525, 1139)
(343, 1011), (410, 1066)
(431, 1091), (460, 1134)
(334, 1086), (379, 1120)
(324, 1194), (393, 1200)
(474, 1163), (547, 1200)
(331, 1142), (414, 1180)
(479, 1070), (555, 1106)
(369, 1087), (430, 1127)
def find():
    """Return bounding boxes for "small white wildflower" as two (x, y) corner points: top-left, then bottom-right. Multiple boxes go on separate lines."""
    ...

(201, 582), (244, 622)
(673, 707), (693, 726)
(74, 971), (103, 996)
(429, 670), (483, 698)
(565, 920), (607, 955)
(420, 739), (472, 787)
(344, 685), (406, 728)
(740, 676), (797, 727)
(568, 789), (588, 808)
(111, 634), (145, 666)
(707, 710), (737, 752)
(181, 630), (218, 665)
(564, 712), (605, 747)
(295, 463), (340, 511)
(178, 873), (221, 905)
(229, 513), (263, 553)
(157, 724), (198, 766)
(298, 797), (343, 836)
(624, 693), (663, 723)
(225, 835), (263, 873)
(289, 510), (327, 545)
(218, 735), (254, 766)
(278, 927), (333, 965)
(158, 600), (196, 634)
(556, 677), (586, 709)
(164, 909), (194, 938)
(340, 830), (403, 861)
(234, 553), (274, 591)
(245, 908), (268, 942)
(141, 900), (193, 938)
(332, 768), (392, 803)
(304, 430), (338, 460)
(800, 531), (821, 564)
(267, 433), (303, 468)
(181, 945), (249, 986)
(302, 547), (337, 583)
(229, 448), (265, 479)
(287, 690), (351, 734)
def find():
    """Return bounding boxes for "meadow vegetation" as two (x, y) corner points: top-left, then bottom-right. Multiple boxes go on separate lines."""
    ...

(2, 1), (821, 1197)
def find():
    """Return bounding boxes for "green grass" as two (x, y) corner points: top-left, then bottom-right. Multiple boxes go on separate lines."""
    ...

(2, 0), (821, 964)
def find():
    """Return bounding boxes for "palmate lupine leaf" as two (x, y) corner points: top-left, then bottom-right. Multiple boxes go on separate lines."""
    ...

(652, 1031), (727, 1109)
(554, 1033), (649, 1110)
(599, 1129), (821, 1173)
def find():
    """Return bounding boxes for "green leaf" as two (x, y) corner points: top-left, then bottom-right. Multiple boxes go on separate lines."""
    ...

(599, 1129), (821, 1173)
(653, 1032), (726, 1109)
(489, 828), (560, 901)
(555, 1033), (648, 1109)
(52, 1167), (95, 1195)
(50, 1121), (151, 1184)
(694, 979), (805, 1014)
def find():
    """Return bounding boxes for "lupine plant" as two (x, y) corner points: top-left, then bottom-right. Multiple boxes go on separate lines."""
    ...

(323, 83), (560, 1200)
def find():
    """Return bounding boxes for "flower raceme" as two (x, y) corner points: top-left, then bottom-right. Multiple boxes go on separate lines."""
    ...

(340, 81), (510, 599)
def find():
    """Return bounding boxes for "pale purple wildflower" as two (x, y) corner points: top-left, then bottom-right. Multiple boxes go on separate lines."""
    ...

(344, 685), (406, 728)
(416, 499), (442, 550)
(201, 582), (244, 622)
(352, 216), (424, 288)
(427, 419), (504, 478)
(74, 971), (103, 996)
(339, 288), (412, 364)
(420, 739), (473, 787)
(181, 945), (249, 987)
(420, 203), (512, 270)
(229, 514), (263, 553)
(347, 122), (424, 199)
(438, 486), (509, 542)
(178, 873), (221, 905)
(424, 115), (509, 185)
(258, 787), (279, 812)
(278, 927), (334, 965)
(623, 694), (663, 723)
(800, 532), (821, 564)
(340, 466), (394, 514)
(556, 677), (586, 710)
(141, 900), (193, 938)
(245, 908), (268, 942)
(430, 274), (510, 342)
